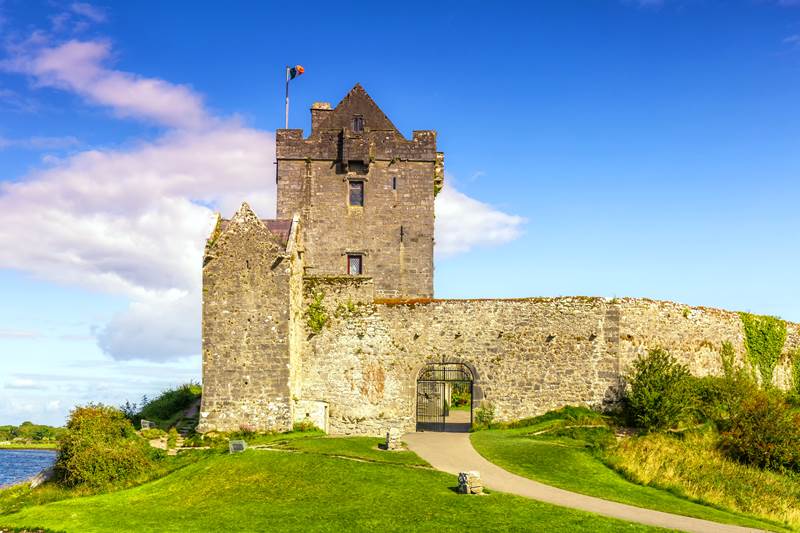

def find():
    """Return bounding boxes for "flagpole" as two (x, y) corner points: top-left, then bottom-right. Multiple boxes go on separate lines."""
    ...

(284, 66), (290, 129)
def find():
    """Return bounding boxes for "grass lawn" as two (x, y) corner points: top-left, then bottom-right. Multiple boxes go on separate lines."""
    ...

(0, 435), (667, 532)
(471, 419), (789, 532)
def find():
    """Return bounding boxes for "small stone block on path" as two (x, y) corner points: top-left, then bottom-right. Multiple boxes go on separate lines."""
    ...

(458, 471), (483, 494)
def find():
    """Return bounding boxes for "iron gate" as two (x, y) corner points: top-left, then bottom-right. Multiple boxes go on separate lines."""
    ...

(416, 363), (473, 432)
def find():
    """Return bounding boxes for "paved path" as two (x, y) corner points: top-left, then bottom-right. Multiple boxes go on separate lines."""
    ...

(403, 432), (762, 533)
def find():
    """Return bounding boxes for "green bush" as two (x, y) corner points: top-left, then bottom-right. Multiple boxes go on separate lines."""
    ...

(140, 428), (165, 440)
(138, 383), (201, 425)
(167, 428), (180, 448)
(473, 402), (495, 429)
(624, 347), (693, 432)
(689, 370), (756, 428)
(719, 390), (800, 472)
(293, 419), (319, 432)
(450, 383), (471, 407)
(55, 404), (158, 488)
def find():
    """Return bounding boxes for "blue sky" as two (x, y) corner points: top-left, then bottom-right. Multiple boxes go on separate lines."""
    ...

(1, 0), (799, 425)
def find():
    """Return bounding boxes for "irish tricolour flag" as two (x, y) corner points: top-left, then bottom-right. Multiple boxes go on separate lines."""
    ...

(288, 65), (304, 80)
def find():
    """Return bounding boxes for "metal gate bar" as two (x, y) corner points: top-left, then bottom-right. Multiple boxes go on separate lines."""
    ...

(416, 363), (474, 432)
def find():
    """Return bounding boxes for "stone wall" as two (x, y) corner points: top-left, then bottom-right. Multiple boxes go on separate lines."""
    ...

(618, 298), (800, 389)
(296, 292), (799, 435)
(299, 297), (617, 435)
(198, 205), (296, 433)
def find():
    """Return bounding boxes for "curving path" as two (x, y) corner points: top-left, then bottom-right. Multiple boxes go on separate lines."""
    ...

(403, 432), (763, 533)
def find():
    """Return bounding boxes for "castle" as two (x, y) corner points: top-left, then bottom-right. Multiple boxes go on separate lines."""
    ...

(198, 84), (799, 435)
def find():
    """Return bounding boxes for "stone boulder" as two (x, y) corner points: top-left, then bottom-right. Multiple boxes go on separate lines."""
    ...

(457, 471), (483, 494)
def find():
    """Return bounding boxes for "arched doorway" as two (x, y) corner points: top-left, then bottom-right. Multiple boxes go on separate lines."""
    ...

(416, 362), (473, 432)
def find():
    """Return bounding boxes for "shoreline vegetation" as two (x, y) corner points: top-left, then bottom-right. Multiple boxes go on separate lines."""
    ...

(0, 443), (58, 451)
(0, 423), (63, 453)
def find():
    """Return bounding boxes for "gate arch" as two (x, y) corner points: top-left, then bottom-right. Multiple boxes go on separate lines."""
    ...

(415, 362), (474, 432)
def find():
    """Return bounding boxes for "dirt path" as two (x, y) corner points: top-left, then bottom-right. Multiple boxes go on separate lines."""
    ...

(403, 432), (763, 533)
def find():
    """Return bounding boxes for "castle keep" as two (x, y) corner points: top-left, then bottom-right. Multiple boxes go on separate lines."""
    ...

(198, 85), (799, 435)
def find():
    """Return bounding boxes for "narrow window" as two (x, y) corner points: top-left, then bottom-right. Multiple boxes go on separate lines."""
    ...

(349, 180), (364, 206)
(347, 254), (363, 275)
(352, 115), (364, 133)
(392, 176), (397, 190)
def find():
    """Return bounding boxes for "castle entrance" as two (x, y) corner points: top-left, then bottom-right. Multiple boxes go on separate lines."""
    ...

(415, 363), (473, 432)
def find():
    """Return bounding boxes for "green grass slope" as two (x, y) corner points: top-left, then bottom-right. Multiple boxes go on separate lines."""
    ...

(1, 436), (664, 533)
(471, 415), (789, 532)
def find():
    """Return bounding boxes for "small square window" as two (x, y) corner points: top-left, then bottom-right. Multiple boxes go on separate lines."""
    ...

(352, 115), (364, 133)
(347, 254), (363, 275)
(349, 180), (364, 206)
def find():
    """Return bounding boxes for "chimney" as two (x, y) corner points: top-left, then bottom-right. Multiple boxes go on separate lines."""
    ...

(311, 102), (333, 133)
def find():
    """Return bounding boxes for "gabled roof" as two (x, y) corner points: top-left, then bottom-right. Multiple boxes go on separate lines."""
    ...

(314, 83), (400, 134)
(210, 203), (293, 251)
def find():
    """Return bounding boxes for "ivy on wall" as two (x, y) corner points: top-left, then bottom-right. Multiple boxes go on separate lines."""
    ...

(305, 292), (328, 334)
(738, 312), (787, 388)
(791, 348), (800, 396)
(719, 341), (736, 378)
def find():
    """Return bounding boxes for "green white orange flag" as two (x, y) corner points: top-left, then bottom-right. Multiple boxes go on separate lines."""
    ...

(285, 65), (305, 128)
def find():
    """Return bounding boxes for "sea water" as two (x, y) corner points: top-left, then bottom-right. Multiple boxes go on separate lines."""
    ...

(0, 449), (57, 488)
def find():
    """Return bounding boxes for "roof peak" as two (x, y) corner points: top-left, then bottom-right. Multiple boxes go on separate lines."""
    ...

(313, 83), (399, 134)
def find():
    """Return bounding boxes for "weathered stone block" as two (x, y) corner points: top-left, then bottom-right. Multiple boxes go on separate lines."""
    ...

(458, 471), (483, 494)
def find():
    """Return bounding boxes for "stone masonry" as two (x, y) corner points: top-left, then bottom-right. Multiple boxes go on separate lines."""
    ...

(276, 84), (440, 299)
(199, 84), (799, 435)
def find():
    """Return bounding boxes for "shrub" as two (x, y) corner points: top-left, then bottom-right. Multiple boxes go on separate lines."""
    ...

(138, 383), (202, 425)
(167, 428), (180, 449)
(55, 404), (157, 488)
(624, 347), (693, 431)
(450, 383), (471, 407)
(719, 390), (800, 472)
(473, 402), (495, 429)
(305, 292), (328, 334)
(689, 370), (756, 428)
(140, 428), (165, 440)
(293, 419), (319, 432)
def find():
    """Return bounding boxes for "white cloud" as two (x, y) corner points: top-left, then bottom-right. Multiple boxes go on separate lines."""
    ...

(5, 378), (45, 390)
(435, 185), (526, 257)
(70, 2), (106, 23)
(0, 127), (275, 297)
(0, 34), (524, 362)
(96, 290), (200, 361)
(1, 39), (209, 128)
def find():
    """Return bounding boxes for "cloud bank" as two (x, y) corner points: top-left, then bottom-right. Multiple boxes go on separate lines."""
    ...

(0, 34), (525, 362)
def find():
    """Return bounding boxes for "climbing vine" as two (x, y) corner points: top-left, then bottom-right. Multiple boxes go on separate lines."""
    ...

(719, 341), (736, 378)
(738, 312), (787, 388)
(305, 292), (328, 334)
(791, 348), (800, 397)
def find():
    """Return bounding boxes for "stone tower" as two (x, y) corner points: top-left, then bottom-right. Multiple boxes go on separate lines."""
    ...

(275, 84), (444, 299)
